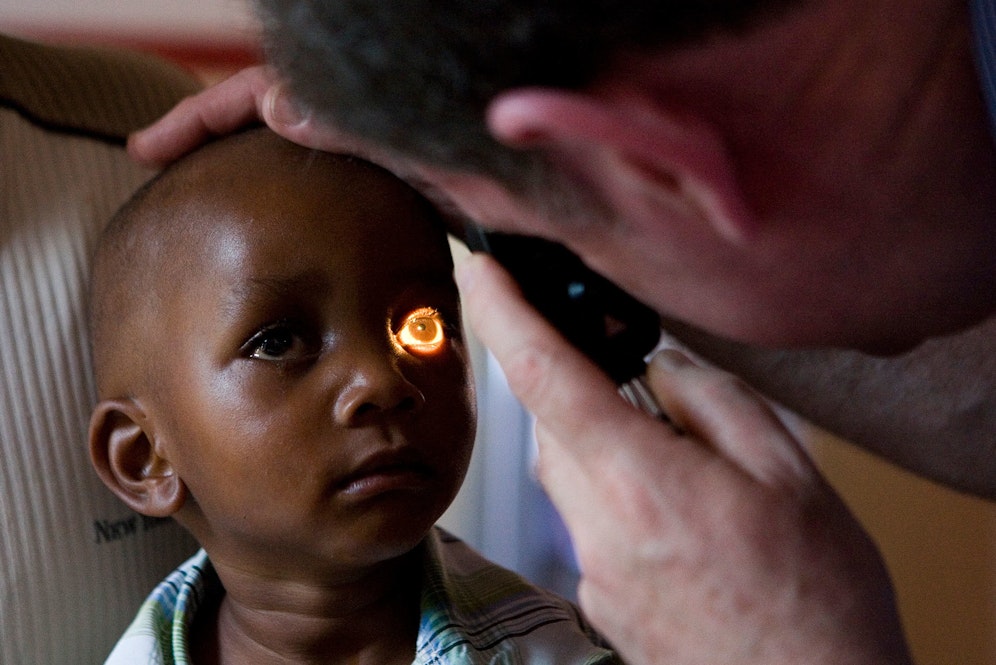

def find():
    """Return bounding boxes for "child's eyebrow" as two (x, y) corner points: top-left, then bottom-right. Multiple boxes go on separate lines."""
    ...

(221, 271), (332, 314)
(219, 266), (457, 316)
(383, 266), (457, 288)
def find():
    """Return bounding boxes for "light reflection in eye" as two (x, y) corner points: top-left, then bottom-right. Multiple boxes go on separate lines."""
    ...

(396, 308), (445, 354)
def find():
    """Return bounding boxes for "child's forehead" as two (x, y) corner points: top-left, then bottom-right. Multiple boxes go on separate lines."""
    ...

(178, 177), (446, 251)
(142, 131), (452, 288)
(179, 144), (438, 229)
(162, 179), (451, 284)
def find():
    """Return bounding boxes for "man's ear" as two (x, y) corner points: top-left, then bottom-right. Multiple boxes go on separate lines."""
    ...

(486, 87), (756, 243)
(88, 399), (186, 517)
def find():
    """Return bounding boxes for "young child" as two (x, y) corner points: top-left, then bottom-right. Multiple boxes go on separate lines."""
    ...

(87, 127), (617, 665)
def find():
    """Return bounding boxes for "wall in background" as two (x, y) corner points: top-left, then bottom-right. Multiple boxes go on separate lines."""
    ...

(0, 0), (255, 40)
(812, 432), (996, 665)
(0, 0), (260, 81)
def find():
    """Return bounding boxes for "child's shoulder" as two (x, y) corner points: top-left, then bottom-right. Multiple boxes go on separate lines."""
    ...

(104, 549), (216, 665)
(418, 528), (621, 665)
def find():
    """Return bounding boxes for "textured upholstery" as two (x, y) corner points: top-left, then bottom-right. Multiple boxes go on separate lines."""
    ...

(0, 34), (201, 664)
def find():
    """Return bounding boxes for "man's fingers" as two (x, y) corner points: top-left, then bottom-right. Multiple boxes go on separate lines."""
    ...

(126, 62), (455, 222)
(457, 252), (817, 494)
(456, 253), (664, 454)
(128, 65), (277, 166)
(127, 65), (369, 167)
(646, 349), (818, 488)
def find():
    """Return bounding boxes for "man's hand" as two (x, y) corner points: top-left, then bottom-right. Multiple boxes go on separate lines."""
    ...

(127, 65), (472, 231)
(456, 252), (914, 665)
(128, 65), (380, 167)
(129, 66), (274, 166)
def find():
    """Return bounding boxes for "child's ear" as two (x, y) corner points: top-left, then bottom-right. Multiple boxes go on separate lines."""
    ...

(88, 399), (186, 518)
(486, 87), (757, 243)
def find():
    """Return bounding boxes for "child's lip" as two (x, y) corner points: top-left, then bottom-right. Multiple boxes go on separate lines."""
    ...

(335, 449), (434, 497)
(338, 466), (434, 498)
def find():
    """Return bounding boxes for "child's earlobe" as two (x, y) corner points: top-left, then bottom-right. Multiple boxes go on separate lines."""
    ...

(88, 399), (186, 518)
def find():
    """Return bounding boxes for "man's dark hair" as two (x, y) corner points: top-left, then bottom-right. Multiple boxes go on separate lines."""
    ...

(257, 0), (791, 193)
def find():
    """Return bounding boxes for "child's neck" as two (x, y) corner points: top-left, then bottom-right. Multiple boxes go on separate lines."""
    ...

(193, 550), (423, 665)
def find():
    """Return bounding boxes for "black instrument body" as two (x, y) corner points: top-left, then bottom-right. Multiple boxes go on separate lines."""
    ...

(464, 226), (661, 385)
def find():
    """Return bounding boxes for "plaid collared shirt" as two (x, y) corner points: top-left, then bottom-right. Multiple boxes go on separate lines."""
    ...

(104, 528), (619, 665)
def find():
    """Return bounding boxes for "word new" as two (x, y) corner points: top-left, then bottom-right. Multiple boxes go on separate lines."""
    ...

(93, 514), (171, 544)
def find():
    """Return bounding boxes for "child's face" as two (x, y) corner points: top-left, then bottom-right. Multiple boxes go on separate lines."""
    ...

(150, 159), (474, 574)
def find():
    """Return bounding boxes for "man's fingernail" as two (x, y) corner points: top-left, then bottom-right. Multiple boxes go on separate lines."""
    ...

(651, 348), (693, 370)
(265, 84), (309, 128)
(452, 245), (471, 270)
(454, 254), (482, 294)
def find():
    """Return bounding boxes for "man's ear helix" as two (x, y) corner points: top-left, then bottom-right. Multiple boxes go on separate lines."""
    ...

(88, 399), (186, 517)
(486, 88), (757, 243)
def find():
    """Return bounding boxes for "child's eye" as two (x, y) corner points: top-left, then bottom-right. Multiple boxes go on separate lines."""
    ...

(243, 322), (310, 361)
(395, 308), (447, 355)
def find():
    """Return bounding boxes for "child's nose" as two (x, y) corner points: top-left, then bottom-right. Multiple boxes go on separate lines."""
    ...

(332, 351), (426, 426)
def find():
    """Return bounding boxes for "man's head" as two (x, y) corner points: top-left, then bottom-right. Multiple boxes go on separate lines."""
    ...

(89, 128), (475, 574)
(258, 0), (996, 351)
(258, 0), (789, 189)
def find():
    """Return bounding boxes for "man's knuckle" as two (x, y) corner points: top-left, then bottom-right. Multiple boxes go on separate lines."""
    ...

(503, 343), (556, 404)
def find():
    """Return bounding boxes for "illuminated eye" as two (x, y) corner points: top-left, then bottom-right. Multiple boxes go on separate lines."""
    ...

(396, 308), (446, 354)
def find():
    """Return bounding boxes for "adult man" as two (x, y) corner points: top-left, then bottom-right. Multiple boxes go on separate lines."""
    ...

(130, 0), (995, 663)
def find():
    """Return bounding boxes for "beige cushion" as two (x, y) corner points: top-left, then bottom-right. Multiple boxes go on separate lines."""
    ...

(0, 34), (201, 664)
